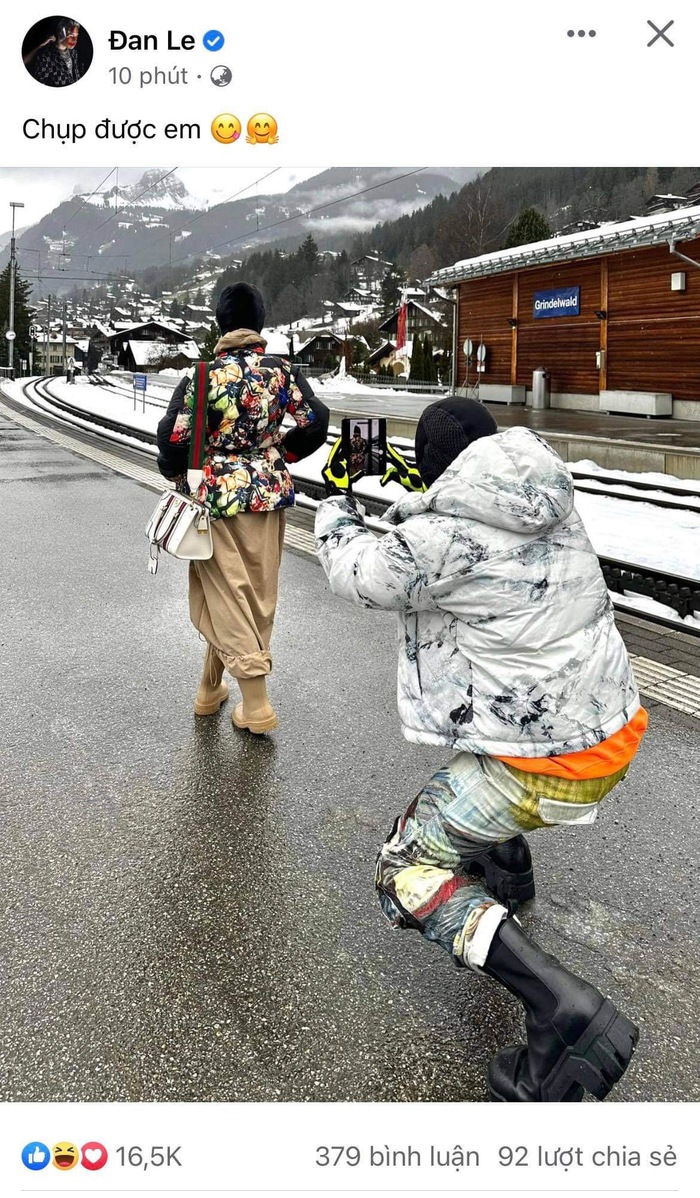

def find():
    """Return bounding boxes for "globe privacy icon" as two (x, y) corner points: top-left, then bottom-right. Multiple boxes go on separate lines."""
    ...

(211, 65), (232, 87)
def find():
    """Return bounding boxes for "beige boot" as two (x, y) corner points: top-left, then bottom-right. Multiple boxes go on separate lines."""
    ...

(193, 644), (229, 715)
(232, 675), (278, 734)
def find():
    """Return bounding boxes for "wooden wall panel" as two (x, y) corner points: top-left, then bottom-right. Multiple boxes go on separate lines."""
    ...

(608, 238), (700, 317)
(515, 259), (602, 394)
(457, 275), (512, 386)
(455, 240), (700, 401)
(607, 321), (700, 399)
(607, 239), (700, 400)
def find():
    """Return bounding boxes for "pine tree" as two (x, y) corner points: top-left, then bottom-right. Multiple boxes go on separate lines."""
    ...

(504, 207), (551, 249)
(381, 265), (405, 316)
(423, 336), (435, 382)
(200, 323), (221, 360)
(0, 263), (33, 367)
(298, 234), (320, 275)
(410, 334), (424, 380)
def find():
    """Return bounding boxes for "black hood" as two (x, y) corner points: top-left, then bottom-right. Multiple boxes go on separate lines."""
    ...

(415, 397), (498, 487)
(215, 283), (266, 334)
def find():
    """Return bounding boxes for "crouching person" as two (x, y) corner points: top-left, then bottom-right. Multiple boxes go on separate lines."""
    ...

(314, 399), (646, 1102)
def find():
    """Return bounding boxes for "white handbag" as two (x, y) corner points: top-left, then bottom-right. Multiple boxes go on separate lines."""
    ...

(146, 361), (214, 574)
(145, 488), (213, 573)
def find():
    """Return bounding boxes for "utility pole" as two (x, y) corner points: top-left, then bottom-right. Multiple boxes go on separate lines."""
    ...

(45, 295), (51, 376)
(62, 300), (68, 375)
(8, 201), (25, 378)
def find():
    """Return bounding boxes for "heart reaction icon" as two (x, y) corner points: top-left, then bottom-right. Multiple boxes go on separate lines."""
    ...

(81, 1143), (108, 1171)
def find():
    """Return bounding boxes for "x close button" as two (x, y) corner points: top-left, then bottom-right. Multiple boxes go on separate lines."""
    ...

(647, 19), (675, 47)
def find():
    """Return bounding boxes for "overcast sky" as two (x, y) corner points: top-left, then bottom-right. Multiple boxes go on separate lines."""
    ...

(0, 167), (323, 236)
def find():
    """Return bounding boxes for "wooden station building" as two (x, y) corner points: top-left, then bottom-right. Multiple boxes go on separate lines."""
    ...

(432, 205), (700, 420)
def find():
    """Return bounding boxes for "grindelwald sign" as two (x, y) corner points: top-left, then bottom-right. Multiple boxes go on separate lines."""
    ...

(533, 286), (580, 319)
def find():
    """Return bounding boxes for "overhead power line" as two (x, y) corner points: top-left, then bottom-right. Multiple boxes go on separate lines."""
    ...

(61, 167), (118, 232)
(141, 166), (282, 256)
(90, 167), (180, 234)
(167, 168), (428, 268)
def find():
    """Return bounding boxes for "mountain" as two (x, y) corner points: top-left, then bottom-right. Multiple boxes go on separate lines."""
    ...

(0, 226), (28, 252)
(87, 169), (200, 211)
(7, 167), (463, 295)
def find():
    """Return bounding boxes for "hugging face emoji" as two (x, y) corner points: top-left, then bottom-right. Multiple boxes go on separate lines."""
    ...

(246, 113), (278, 144)
(52, 1144), (79, 1171)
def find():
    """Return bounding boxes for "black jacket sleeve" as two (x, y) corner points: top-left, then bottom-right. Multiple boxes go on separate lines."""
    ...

(156, 376), (190, 478)
(282, 367), (330, 461)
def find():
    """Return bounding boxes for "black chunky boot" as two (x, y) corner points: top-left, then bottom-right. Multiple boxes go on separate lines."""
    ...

(483, 918), (638, 1102)
(466, 835), (535, 911)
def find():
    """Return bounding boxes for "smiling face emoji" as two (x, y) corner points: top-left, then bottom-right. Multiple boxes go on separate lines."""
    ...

(52, 1144), (79, 1171)
(246, 113), (278, 144)
(211, 114), (241, 144)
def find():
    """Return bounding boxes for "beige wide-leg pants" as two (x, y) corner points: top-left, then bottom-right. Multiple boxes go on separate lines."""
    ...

(188, 510), (286, 679)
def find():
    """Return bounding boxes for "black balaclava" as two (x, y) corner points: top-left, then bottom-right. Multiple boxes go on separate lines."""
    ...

(414, 398), (498, 488)
(215, 283), (266, 334)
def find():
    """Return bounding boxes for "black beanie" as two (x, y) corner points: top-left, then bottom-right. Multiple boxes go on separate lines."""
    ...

(215, 282), (266, 334)
(415, 398), (497, 487)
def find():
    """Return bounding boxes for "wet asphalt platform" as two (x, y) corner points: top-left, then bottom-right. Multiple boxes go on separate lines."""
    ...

(1, 410), (699, 1103)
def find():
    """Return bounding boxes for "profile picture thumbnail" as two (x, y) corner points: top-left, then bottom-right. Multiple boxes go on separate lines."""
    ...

(22, 16), (93, 87)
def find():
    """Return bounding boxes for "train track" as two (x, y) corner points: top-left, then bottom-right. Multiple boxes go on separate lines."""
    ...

(92, 373), (700, 512)
(10, 375), (700, 637)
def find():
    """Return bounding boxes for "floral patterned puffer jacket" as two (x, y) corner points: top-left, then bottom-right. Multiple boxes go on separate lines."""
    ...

(156, 330), (329, 518)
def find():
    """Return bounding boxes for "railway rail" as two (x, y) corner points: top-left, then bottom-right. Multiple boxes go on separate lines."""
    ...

(8, 375), (700, 637)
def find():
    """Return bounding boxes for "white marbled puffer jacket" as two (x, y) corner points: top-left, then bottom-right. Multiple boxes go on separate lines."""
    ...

(314, 427), (639, 758)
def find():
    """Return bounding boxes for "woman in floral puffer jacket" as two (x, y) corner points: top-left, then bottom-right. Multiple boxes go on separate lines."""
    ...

(157, 282), (328, 732)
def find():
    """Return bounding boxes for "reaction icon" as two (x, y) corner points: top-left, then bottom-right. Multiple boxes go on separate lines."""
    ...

(246, 113), (278, 144)
(22, 1143), (50, 1171)
(211, 114), (242, 144)
(52, 1143), (79, 1170)
(81, 1142), (108, 1171)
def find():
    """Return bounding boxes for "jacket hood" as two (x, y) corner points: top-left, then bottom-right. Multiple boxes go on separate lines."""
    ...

(214, 328), (268, 355)
(386, 427), (574, 533)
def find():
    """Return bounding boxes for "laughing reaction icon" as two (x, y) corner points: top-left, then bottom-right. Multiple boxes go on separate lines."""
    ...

(52, 1143), (79, 1170)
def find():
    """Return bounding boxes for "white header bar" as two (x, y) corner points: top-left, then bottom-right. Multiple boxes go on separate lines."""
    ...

(2, 2), (699, 166)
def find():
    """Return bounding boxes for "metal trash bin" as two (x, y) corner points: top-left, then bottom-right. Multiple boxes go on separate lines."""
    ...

(532, 366), (550, 410)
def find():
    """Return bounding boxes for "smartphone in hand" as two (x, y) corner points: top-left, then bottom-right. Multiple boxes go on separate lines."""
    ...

(341, 418), (388, 487)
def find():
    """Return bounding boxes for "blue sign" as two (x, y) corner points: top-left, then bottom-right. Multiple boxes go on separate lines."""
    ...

(533, 286), (580, 319)
(133, 373), (147, 391)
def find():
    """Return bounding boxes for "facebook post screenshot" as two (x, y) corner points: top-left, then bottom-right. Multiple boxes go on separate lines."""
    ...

(1, 0), (698, 1194)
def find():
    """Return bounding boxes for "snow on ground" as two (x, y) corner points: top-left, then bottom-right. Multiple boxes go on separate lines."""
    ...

(106, 372), (177, 400)
(2, 378), (158, 458)
(570, 458), (700, 493)
(574, 491), (700, 581)
(34, 377), (158, 434)
(313, 375), (428, 400)
(5, 378), (699, 603)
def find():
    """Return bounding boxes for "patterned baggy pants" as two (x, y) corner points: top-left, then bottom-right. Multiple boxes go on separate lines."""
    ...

(375, 752), (626, 971)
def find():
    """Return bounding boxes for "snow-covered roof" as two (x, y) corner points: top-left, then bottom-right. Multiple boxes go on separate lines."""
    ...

(111, 319), (183, 339)
(431, 204), (700, 284)
(127, 339), (199, 366)
(368, 340), (396, 361)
